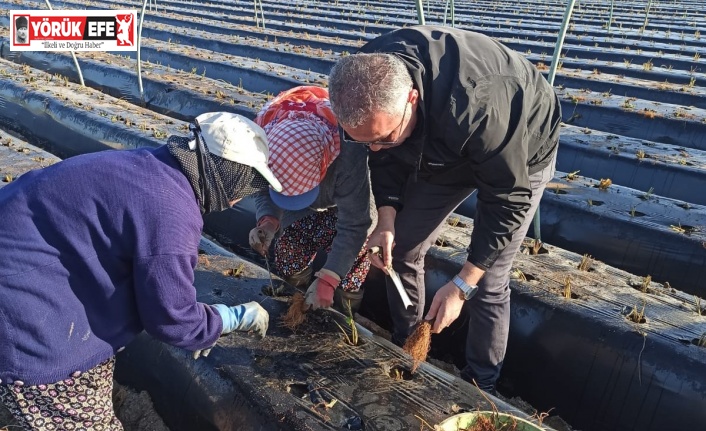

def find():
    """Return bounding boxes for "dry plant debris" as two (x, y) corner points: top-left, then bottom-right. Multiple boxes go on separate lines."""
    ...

(403, 321), (432, 373)
(281, 292), (308, 331)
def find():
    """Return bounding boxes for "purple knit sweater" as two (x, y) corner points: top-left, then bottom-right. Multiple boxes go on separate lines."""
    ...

(0, 145), (222, 386)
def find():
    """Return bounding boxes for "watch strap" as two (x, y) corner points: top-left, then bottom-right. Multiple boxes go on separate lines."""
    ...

(452, 275), (478, 300)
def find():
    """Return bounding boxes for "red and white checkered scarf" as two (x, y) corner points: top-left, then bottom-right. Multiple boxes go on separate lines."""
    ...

(256, 86), (341, 197)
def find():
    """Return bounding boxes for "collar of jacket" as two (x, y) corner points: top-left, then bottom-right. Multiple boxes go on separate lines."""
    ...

(387, 51), (428, 181)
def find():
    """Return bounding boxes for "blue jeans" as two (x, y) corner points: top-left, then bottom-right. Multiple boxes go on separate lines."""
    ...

(386, 155), (556, 392)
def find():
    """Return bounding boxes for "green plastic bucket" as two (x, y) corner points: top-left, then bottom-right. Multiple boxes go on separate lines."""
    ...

(435, 411), (544, 431)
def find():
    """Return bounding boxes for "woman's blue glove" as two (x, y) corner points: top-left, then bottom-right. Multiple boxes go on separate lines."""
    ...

(212, 301), (269, 338)
(193, 302), (269, 360)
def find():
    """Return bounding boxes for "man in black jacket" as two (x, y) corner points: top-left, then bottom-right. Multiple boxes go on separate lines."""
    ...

(328, 26), (561, 392)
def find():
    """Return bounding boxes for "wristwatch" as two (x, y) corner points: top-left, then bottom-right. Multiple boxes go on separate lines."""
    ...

(452, 275), (478, 300)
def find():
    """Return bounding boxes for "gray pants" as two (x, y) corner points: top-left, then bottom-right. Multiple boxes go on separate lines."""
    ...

(386, 156), (556, 391)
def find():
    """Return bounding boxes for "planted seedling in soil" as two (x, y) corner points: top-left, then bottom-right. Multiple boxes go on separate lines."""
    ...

(694, 296), (704, 316)
(447, 217), (468, 228)
(624, 303), (647, 324)
(333, 300), (360, 346)
(578, 254), (594, 271)
(698, 333), (706, 347)
(222, 263), (245, 277)
(639, 187), (655, 201)
(511, 268), (528, 282)
(669, 224), (698, 235)
(597, 178), (612, 190)
(563, 276), (573, 299)
(519, 239), (549, 256)
(564, 170), (580, 181)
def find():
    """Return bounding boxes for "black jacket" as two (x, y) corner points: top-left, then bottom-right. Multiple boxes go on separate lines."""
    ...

(360, 26), (561, 270)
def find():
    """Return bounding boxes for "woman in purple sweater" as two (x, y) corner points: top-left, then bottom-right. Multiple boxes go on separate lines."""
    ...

(0, 113), (282, 430)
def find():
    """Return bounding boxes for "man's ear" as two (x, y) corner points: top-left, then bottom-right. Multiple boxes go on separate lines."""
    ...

(408, 88), (419, 105)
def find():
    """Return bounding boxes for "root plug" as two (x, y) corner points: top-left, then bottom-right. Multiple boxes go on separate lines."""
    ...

(402, 320), (432, 373)
(281, 292), (308, 331)
(462, 414), (519, 431)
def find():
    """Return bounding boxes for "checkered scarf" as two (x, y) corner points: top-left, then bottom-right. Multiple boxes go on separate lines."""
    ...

(263, 111), (340, 197)
(166, 130), (268, 214)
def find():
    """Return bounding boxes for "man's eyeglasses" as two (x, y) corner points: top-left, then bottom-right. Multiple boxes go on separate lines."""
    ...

(340, 99), (409, 148)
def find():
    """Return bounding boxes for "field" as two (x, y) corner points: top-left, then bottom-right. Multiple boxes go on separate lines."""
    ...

(1, 1), (705, 430)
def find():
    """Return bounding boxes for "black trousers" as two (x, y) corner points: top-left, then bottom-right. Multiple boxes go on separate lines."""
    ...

(386, 156), (556, 391)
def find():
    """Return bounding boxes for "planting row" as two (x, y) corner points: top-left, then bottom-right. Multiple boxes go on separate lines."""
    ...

(421, 215), (706, 431)
(66, 0), (706, 64)
(183, 0), (706, 49)
(4, 2), (705, 288)
(456, 167), (706, 295)
(8, 1), (706, 144)
(4, 28), (705, 200)
(32, 0), (706, 96)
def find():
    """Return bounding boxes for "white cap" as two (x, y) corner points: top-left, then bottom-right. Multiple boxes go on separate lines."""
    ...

(193, 112), (283, 192)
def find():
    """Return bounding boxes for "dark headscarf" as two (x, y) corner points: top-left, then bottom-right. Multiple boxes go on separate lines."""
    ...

(167, 123), (268, 214)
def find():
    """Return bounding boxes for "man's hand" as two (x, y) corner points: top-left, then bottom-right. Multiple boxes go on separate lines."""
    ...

(425, 281), (465, 334)
(367, 206), (397, 273)
(304, 269), (340, 310)
(249, 216), (279, 257)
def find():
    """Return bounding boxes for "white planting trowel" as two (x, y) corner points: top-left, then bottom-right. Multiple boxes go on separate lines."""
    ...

(368, 246), (414, 309)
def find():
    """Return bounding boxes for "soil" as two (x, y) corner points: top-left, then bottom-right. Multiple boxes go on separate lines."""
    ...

(0, 401), (17, 430)
(113, 382), (170, 431)
(0, 382), (169, 431)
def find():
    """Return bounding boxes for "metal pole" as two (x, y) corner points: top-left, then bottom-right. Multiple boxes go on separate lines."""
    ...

(254, 0), (266, 29)
(450, 0), (455, 28)
(534, 0), (577, 241)
(443, 0), (450, 25)
(137, 0), (148, 102)
(607, 0), (614, 33)
(547, 0), (577, 86)
(415, 0), (425, 25)
(642, 0), (652, 31)
(254, 0), (259, 27)
(259, 0), (266, 29)
(44, 0), (85, 87)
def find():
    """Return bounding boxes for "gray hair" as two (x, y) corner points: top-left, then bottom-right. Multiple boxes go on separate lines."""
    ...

(328, 53), (413, 127)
